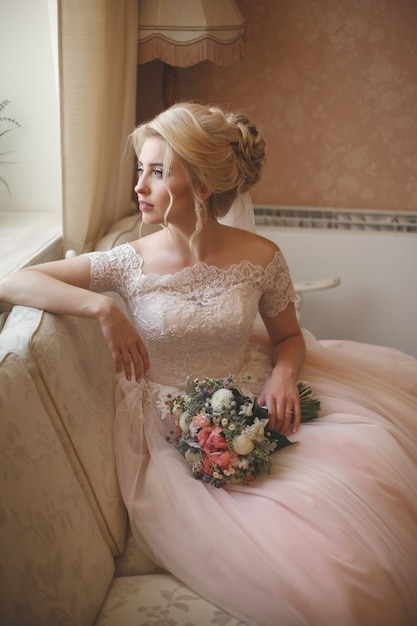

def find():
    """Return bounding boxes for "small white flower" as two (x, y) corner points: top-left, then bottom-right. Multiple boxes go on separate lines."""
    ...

(262, 440), (277, 454)
(232, 457), (250, 470)
(211, 388), (234, 412)
(239, 401), (254, 418)
(172, 405), (183, 418)
(232, 434), (255, 455)
(221, 417), (229, 427)
(244, 417), (269, 443)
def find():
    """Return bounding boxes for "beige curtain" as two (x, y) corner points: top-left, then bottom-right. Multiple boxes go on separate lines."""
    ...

(58, 0), (138, 254)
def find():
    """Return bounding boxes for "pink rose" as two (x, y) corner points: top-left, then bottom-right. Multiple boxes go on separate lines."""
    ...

(193, 414), (211, 429)
(209, 450), (238, 470)
(202, 457), (215, 475)
(198, 426), (229, 453)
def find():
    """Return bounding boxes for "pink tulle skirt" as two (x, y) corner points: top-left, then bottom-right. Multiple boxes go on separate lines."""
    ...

(114, 331), (417, 626)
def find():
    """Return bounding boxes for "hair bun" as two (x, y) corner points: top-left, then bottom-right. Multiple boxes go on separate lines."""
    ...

(228, 112), (266, 194)
(131, 101), (266, 220)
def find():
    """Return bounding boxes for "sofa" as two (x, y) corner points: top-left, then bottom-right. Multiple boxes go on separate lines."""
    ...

(0, 213), (340, 625)
(0, 303), (249, 626)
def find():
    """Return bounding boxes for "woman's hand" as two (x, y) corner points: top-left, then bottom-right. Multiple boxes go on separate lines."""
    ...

(258, 366), (301, 434)
(97, 300), (149, 382)
(259, 301), (306, 433)
(0, 256), (149, 382)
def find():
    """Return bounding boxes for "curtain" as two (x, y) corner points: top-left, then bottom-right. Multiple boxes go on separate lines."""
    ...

(58, 0), (138, 254)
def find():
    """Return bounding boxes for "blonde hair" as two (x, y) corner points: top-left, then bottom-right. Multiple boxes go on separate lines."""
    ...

(130, 101), (266, 238)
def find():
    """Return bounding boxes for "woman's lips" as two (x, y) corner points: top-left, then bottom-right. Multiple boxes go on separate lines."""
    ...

(139, 201), (154, 211)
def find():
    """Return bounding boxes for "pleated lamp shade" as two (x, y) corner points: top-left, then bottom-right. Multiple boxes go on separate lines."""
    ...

(137, 0), (245, 67)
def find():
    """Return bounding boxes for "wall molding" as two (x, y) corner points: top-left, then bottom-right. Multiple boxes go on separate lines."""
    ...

(254, 206), (417, 233)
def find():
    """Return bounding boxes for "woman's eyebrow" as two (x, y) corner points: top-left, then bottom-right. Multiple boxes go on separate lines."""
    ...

(137, 160), (164, 167)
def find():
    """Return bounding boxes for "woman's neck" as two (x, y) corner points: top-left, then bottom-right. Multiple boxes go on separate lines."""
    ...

(165, 215), (225, 264)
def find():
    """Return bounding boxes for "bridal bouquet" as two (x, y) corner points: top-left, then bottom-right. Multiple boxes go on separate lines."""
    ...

(167, 376), (321, 488)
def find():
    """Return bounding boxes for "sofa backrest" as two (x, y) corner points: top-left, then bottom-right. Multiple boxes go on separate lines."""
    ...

(0, 306), (127, 556)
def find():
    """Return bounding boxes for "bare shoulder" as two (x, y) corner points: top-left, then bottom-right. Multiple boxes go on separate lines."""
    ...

(128, 229), (166, 257)
(128, 229), (181, 274)
(223, 226), (281, 267)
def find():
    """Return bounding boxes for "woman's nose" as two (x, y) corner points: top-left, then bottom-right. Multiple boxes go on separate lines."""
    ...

(134, 178), (147, 194)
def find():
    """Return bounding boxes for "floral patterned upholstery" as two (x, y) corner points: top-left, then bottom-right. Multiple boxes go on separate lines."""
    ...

(0, 305), (248, 625)
(0, 351), (114, 626)
(0, 306), (126, 556)
(95, 575), (248, 626)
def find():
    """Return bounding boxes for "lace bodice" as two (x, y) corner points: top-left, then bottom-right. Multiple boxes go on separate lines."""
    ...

(87, 244), (296, 386)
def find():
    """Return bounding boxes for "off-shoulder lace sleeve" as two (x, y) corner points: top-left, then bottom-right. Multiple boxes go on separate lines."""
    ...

(259, 251), (297, 317)
(85, 244), (143, 297)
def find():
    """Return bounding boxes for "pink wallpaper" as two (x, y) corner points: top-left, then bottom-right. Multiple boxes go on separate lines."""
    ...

(137, 0), (417, 212)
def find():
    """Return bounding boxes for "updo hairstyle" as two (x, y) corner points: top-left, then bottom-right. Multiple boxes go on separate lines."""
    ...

(130, 102), (266, 227)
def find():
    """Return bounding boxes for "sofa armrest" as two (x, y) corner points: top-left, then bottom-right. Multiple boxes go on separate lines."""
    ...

(0, 306), (127, 557)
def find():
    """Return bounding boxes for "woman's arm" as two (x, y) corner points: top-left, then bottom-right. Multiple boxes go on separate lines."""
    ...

(258, 302), (306, 434)
(0, 257), (149, 381)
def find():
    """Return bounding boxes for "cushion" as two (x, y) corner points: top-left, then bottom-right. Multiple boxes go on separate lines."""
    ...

(94, 574), (248, 626)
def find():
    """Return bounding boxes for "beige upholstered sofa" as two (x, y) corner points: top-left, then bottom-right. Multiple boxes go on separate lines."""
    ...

(0, 213), (339, 625)
(0, 302), (248, 626)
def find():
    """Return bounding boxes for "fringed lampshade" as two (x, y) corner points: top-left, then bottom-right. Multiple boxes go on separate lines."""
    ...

(137, 0), (245, 68)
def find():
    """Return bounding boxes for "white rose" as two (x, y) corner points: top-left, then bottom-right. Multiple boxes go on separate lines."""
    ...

(232, 434), (255, 455)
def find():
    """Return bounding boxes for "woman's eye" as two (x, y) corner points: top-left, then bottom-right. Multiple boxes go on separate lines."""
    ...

(135, 166), (162, 178)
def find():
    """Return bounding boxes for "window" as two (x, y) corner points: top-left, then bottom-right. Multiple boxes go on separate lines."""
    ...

(0, 0), (62, 281)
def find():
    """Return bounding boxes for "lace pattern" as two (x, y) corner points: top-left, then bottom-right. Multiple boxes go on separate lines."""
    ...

(87, 244), (295, 315)
(86, 244), (296, 386)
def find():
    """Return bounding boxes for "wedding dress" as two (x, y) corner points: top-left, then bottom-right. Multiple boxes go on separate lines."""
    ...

(87, 218), (417, 625)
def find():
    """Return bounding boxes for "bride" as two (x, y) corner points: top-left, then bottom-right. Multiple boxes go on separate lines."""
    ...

(1, 101), (417, 626)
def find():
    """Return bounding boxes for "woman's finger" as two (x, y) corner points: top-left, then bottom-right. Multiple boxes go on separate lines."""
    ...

(137, 338), (149, 374)
(121, 347), (133, 381)
(130, 341), (147, 383)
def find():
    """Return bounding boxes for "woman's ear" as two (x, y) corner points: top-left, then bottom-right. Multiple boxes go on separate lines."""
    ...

(199, 184), (212, 202)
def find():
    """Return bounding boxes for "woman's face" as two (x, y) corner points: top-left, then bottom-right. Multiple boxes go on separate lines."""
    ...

(134, 137), (195, 228)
